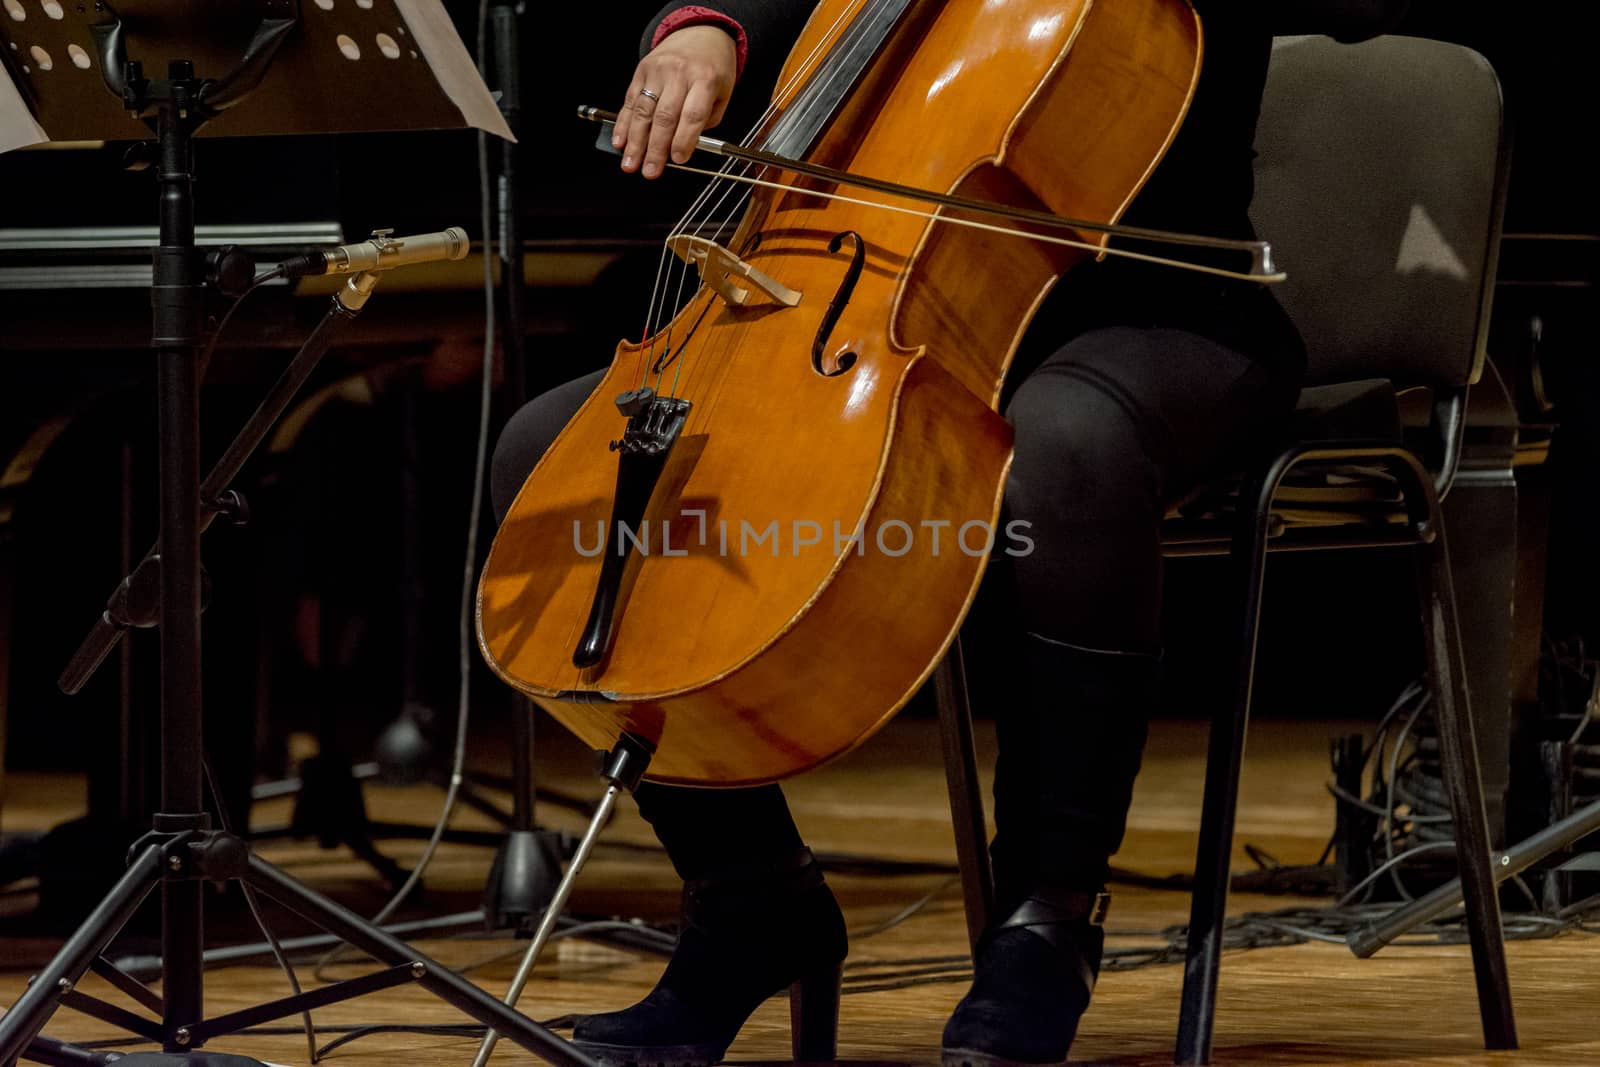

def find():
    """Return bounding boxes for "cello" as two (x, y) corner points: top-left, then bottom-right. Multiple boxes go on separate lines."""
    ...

(478, 0), (1261, 786)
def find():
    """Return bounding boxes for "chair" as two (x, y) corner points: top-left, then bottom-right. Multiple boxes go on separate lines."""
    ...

(934, 34), (1516, 1064)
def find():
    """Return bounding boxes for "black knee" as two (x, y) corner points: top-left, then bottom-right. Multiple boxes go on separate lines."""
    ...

(490, 369), (605, 522)
(1001, 342), (1165, 651)
(1003, 357), (1161, 537)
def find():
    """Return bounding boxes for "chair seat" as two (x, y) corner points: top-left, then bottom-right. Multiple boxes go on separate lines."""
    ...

(1289, 378), (1402, 443)
(1271, 378), (1408, 521)
(1162, 378), (1410, 534)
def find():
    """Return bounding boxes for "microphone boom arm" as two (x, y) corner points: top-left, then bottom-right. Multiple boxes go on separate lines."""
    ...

(60, 267), (388, 694)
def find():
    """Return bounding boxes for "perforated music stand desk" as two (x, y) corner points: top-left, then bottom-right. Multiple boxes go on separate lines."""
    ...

(0, 0), (509, 148)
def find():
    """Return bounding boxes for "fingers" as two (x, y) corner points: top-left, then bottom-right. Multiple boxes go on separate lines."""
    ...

(620, 71), (681, 175)
(613, 67), (643, 153)
(639, 70), (690, 178)
(615, 26), (739, 180)
(671, 79), (720, 165)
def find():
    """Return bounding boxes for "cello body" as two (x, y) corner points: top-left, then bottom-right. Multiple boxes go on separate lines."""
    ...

(478, 0), (1201, 785)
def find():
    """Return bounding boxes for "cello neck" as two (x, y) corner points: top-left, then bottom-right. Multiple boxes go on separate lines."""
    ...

(756, 0), (921, 159)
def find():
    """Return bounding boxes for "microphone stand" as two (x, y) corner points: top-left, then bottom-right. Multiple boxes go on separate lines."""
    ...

(479, 0), (567, 936)
(61, 270), (382, 693)
(339, 0), (564, 927)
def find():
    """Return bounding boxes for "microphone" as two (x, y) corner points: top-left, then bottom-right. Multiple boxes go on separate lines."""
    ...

(278, 227), (470, 278)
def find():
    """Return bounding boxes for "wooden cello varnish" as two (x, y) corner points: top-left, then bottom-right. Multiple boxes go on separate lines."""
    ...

(478, 0), (1201, 784)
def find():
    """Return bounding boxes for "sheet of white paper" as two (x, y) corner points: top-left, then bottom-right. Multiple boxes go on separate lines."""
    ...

(0, 65), (48, 154)
(395, 0), (515, 142)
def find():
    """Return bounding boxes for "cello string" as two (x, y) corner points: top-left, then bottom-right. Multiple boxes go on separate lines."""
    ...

(636, 90), (822, 384)
(641, 0), (915, 412)
(635, 147), (740, 388)
(653, 159), (757, 395)
(650, 0), (873, 401)
(662, 1), (872, 323)
(657, 0), (886, 403)
(634, 213), (698, 388)
(634, 60), (822, 389)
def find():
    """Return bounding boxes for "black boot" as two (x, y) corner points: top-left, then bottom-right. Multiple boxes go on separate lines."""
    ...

(987, 633), (1162, 896)
(572, 848), (847, 1067)
(944, 632), (1161, 1066)
(941, 888), (1109, 1067)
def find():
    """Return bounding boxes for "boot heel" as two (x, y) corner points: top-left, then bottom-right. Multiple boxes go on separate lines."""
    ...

(788, 960), (842, 1062)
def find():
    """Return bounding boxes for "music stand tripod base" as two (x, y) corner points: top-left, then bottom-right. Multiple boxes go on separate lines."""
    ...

(2, 823), (600, 1067)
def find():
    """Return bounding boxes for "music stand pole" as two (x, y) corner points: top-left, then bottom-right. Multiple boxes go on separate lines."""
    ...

(149, 60), (208, 1043)
(491, 0), (528, 406)
(1, 62), (224, 1059)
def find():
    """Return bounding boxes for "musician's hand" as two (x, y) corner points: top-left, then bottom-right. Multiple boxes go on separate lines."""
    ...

(617, 25), (738, 179)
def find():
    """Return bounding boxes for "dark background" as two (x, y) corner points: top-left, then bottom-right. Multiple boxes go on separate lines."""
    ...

(0, 2), (1592, 811)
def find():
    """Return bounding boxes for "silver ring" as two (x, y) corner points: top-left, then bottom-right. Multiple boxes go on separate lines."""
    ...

(638, 88), (660, 102)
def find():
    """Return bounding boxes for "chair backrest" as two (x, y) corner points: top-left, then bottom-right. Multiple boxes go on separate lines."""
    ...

(1250, 35), (1508, 391)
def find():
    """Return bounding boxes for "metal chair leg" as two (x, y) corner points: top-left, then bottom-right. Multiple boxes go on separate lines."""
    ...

(935, 636), (994, 955)
(1413, 519), (1518, 1050)
(1175, 471), (1275, 1066)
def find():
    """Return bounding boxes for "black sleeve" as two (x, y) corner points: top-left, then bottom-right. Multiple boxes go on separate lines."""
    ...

(1262, 0), (1412, 42)
(639, 1), (816, 70)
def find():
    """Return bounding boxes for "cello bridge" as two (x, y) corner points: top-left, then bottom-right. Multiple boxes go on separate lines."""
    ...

(666, 234), (802, 308)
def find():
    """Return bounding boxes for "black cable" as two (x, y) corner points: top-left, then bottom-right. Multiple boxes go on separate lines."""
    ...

(846, 876), (961, 940)
(112, 669), (1593, 1054)
(845, 954), (968, 971)
(593, 835), (962, 878)
(845, 961), (972, 984)
(450, 920), (678, 976)
(202, 757), (320, 1063)
(827, 893), (1600, 992)
(313, 1023), (484, 1059)
(198, 265), (286, 378)
(310, 0), (502, 985)
(63, 893), (1600, 1057)
(844, 971), (974, 994)
(795, 676), (1600, 996)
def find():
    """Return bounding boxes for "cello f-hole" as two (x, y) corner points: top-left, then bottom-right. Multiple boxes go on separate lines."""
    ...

(812, 230), (865, 377)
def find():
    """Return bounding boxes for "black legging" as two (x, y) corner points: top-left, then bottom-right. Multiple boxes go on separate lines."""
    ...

(491, 320), (1299, 890)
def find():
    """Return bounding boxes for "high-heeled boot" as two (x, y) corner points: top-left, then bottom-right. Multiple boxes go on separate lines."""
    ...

(941, 888), (1109, 1067)
(944, 632), (1161, 1066)
(572, 847), (847, 1067)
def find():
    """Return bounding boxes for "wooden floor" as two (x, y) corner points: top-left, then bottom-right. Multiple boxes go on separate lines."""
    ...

(3, 716), (1597, 1066)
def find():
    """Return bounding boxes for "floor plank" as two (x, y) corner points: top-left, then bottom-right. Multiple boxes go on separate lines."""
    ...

(2, 717), (1595, 1065)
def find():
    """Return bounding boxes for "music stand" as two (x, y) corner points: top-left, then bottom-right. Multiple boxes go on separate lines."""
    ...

(0, 4), (595, 1065)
